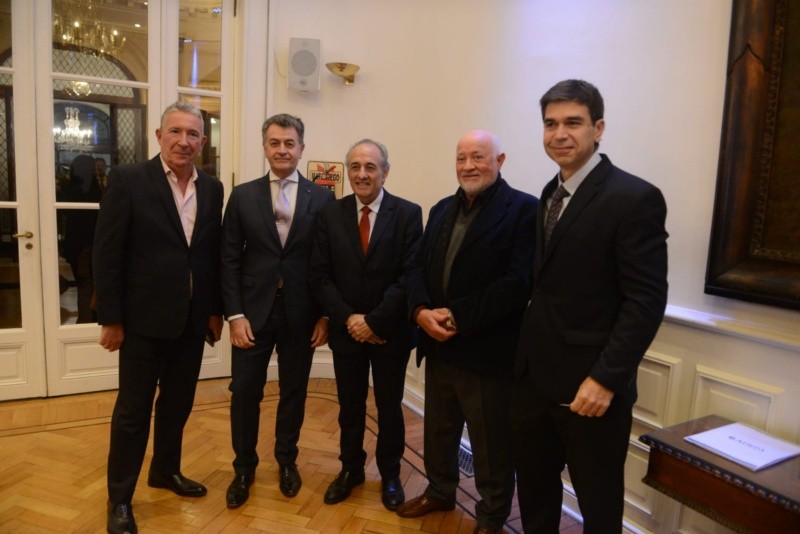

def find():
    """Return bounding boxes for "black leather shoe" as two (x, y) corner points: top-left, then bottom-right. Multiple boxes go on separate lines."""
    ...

(147, 472), (207, 497)
(226, 472), (254, 509)
(107, 501), (137, 534)
(323, 469), (366, 504)
(381, 476), (405, 511)
(278, 463), (302, 497)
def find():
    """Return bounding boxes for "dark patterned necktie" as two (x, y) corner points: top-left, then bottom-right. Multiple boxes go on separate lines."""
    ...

(544, 185), (569, 248)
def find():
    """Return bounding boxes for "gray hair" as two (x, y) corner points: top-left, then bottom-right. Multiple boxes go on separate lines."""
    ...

(346, 138), (390, 172)
(262, 113), (305, 144)
(160, 101), (205, 134)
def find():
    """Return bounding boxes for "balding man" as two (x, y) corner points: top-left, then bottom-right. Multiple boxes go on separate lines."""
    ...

(397, 130), (538, 534)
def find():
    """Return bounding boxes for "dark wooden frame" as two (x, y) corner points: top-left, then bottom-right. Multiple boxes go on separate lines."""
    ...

(705, 0), (800, 310)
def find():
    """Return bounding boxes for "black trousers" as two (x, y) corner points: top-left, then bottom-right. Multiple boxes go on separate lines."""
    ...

(332, 343), (410, 479)
(107, 320), (205, 505)
(422, 357), (515, 530)
(511, 373), (632, 534)
(229, 295), (315, 474)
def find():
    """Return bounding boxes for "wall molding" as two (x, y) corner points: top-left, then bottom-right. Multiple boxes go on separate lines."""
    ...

(665, 304), (800, 352)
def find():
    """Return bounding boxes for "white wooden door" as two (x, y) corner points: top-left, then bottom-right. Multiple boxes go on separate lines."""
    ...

(0, 0), (48, 401)
(0, 0), (237, 399)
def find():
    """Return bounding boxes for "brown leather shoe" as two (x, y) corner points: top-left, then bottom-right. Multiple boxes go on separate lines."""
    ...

(395, 494), (455, 518)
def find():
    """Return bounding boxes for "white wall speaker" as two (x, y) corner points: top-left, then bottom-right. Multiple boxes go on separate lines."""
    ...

(288, 37), (321, 92)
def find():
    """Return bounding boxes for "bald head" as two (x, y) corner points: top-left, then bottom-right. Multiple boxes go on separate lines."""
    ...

(456, 130), (505, 199)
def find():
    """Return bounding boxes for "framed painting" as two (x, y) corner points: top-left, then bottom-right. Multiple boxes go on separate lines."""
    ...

(705, 0), (800, 310)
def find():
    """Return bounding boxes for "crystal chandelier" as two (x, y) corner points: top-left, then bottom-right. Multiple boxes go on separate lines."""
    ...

(53, 107), (93, 151)
(65, 81), (93, 98)
(52, 0), (126, 58)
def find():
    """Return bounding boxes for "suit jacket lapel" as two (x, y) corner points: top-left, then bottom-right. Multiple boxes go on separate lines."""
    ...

(257, 174), (281, 245)
(458, 178), (510, 252)
(540, 157), (611, 265)
(151, 156), (188, 248)
(367, 190), (396, 258)
(191, 175), (208, 249)
(534, 177), (558, 275)
(286, 174), (312, 247)
(335, 195), (362, 259)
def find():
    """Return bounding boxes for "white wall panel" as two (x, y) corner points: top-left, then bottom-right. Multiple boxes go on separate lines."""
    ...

(690, 364), (783, 429)
(635, 351), (683, 429)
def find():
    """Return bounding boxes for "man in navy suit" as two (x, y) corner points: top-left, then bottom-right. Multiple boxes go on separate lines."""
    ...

(512, 79), (668, 533)
(221, 114), (334, 508)
(94, 101), (224, 534)
(396, 130), (538, 534)
(309, 139), (422, 510)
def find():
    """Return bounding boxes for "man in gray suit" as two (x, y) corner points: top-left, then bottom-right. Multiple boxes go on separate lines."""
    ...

(220, 114), (334, 508)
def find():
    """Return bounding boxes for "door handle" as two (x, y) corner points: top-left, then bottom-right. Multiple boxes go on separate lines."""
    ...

(12, 231), (34, 239)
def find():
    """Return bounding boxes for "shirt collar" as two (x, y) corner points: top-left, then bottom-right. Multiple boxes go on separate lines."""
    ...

(457, 174), (502, 213)
(356, 188), (384, 213)
(160, 155), (198, 183)
(271, 169), (300, 184)
(558, 151), (601, 195)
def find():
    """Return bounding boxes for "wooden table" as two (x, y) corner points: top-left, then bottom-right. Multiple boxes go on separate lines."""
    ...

(639, 415), (800, 533)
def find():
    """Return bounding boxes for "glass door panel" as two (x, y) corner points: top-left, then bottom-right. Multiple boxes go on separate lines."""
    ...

(179, 93), (220, 178)
(51, 84), (148, 327)
(41, 1), (150, 396)
(179, 0), (221, 91)
(52, 0), (148, 82)
(0, 208), (21, 328)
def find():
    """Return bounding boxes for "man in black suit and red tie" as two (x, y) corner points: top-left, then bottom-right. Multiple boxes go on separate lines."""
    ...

(220, 114), (334, 509)
(93, 101), (224, 534)
(309, 139), (422, 511)
(512, 79), (669, 533)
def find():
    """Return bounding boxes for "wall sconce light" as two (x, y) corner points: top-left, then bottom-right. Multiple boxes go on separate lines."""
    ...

(326, 62), (360, 85)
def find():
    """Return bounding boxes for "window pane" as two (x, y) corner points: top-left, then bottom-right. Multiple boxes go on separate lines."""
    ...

(0, 0), (11, 67)
(0, 208), (21, 328)
(57, 206), (97, 324)
(52, 0), (148, 82)
(52, 81), (148, 325)
(179, 1), (222, 90)
(0, 73), (14, 202)
(52, 83), (148, 169)
(179, 94), (220, 178)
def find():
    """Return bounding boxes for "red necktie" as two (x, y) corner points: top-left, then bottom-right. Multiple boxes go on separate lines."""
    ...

(359, 206), (371, 254)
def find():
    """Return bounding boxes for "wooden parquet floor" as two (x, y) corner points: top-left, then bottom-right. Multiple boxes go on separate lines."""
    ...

(0, 378), (583, 533)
